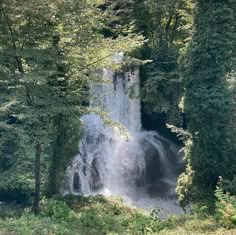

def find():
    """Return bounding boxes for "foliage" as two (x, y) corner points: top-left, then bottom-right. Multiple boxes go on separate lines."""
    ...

(0, 172), (34, 203)
(215, 186), (236, 228)
(138, 0), (193, 126)
(0, 203), (25, 218)
(0, 196), (163, 235)
(221, 176), (236, 195)
(0, 128), (34, 203)
(1, 196), (236, 235)
(0, 0), (144, 203)
(177, 0), (236, 206)
(0, 0), (236, 232)
(61, 195), (164, 235)
(40, 198), (72, 221)
(104, 0), (193, 128)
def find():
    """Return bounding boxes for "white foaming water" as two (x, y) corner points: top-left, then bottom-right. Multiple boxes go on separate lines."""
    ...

(66, 65), (185, 218)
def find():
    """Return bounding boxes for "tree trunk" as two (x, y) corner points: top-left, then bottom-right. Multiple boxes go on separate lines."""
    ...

(47, 114), (64, 197)
(32, 143), (42, 215)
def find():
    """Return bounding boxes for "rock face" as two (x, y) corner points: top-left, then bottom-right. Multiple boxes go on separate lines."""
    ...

(89, 157), (103, 191)
(141, 139), (162, 185)
(73, 172), (81, 193)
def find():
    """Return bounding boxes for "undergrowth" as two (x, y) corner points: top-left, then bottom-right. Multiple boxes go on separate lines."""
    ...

(0, 194), (236, 235)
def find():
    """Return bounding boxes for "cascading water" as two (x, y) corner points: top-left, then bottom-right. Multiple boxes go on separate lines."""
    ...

(66, 61), (185, 217)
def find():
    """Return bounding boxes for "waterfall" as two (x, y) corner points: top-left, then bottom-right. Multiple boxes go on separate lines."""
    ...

(65, 64), (185, 217)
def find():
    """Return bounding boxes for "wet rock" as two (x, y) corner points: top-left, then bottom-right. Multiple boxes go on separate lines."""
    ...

(141, 139), (162, 184)
(146, 179), (177, 198)
(89, 157), (103, 191)
(73, 172), (81, 193)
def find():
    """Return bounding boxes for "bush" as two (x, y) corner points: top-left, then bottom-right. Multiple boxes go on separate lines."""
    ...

(40, 198), (72, 221)
(0, 212), (75, 235)
(0, 172), (34, 203)
(215, 185), (236, 227)
(1, 195), (236, 235)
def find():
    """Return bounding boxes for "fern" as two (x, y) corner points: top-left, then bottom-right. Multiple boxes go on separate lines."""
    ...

(215, 184), (236, 228)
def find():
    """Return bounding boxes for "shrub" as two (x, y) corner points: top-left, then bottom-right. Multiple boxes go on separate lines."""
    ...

(0, 172), (34, 203)
(215, 185), (236, 227)
(40, 198), (72, 221)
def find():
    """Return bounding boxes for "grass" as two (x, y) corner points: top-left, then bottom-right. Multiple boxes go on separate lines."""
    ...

(0, 195), (236, 235)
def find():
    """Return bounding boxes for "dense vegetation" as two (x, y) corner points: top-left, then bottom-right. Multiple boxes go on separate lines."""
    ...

(1, 195), (236, 235)
(177, 0), (236, 207)
(0, 0), (143, 212)
(0, 0), (236, 234)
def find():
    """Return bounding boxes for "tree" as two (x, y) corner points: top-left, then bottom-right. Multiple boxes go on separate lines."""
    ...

(0, 0), (144, 211)
(44, 0), (144, 196)
(177, 0), (236, 207)
(139, 0), (193, 128)
(108, 0), (193, 130)
(0, 0), (57, 212)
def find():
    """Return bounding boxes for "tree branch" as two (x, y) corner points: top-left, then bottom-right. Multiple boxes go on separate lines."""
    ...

(1, 8), (24, 74)
(1, 9), (33, 105)
(65, 53), (114, 79)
